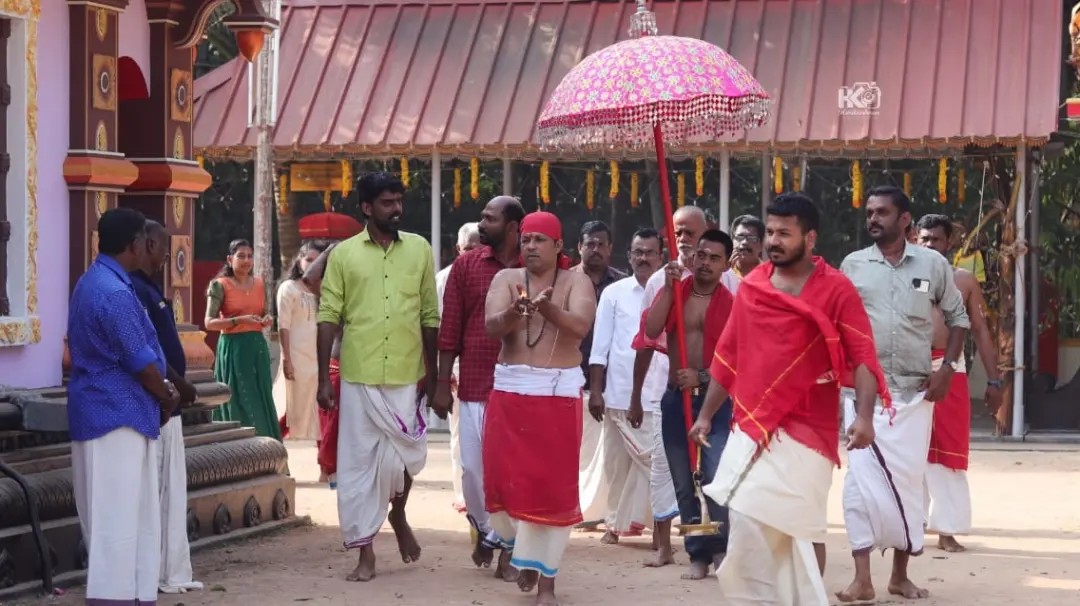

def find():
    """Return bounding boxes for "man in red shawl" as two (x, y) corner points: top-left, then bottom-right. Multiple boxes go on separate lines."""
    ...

(642, 228), (736, 581)
(689, 193), (888, 605)
(482, 211), (596, 606)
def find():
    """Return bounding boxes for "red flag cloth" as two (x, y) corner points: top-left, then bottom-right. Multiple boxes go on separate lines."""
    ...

(709, 258), (890, 466)
(317, 359), (342, 476)
(928, 349), (971, 471)
(663, 276), (734, 365)
(483, 389), (584, 526)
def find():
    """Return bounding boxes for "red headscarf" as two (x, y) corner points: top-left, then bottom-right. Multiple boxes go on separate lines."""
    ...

(519, 211), (571, 269)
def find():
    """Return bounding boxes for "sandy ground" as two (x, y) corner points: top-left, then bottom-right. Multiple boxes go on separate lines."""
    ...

(16, 436), (1080, 606)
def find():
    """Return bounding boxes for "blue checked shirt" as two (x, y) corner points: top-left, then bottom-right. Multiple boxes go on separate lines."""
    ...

(67, 255), (167, 441)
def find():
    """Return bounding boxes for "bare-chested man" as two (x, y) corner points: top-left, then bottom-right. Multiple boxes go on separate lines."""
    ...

(482, 211), (596, 606)
(917, 214), (1003, 553)
(644, 229), (736, 580)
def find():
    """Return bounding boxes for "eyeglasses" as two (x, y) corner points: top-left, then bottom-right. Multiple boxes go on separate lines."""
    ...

(733, 234), (761, 244)
(629, 249), (659, 258)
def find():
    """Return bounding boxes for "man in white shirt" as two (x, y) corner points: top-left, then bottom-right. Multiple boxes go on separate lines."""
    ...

(588, 228), (670, 547)
(435, 222), (480, 513)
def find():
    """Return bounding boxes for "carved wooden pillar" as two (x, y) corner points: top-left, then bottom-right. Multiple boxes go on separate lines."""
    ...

(63, 1), (139, 292)
(118, 11), (209, 327)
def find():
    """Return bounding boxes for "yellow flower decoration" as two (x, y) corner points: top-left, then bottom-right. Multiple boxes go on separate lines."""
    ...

(792, 164), (801, 192)
(341, 160), (353, 197)
(540, 161), (550, 205)
(399, 157), (409, 188)
(630, 172), (639, 208)
(585, 170), (595, 210)
(277, 174), (288, 215)
(196, 155), (206, 170)
(453, 168), (462, 209)
(695, 156), (705, 196)
(957, 165), (966, 204)
(773, 156), (783, 194)
(609, 161), (619, 199)
(851, 161), (863, 209)
(470, 157), (480, 201)
(323, 190), (331, 212)
(903, 171), (912, 198)
(676, 172), (686, 208)
(938, 158), (947, 204)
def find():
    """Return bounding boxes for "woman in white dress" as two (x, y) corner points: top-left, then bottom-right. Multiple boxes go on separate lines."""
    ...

(274, 240), (331, 442)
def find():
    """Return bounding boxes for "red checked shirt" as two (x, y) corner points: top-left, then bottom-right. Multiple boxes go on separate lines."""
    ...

(438, 246), (520, 403)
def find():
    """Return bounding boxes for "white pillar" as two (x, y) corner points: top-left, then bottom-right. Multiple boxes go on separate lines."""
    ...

(1011, 144), (1027, 438)
(719, 149), (731, 231)
(431, 149), (442, 272)
(799, 157), (808, 191)
(503, 157), (513, 195)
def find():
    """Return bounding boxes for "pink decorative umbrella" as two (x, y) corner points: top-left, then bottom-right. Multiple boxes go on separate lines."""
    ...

(537, 0), (771, 473)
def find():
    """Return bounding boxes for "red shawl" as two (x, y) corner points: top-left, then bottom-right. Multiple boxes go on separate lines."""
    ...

(709, 259), (891, 466)
(632, 276), (733, 363)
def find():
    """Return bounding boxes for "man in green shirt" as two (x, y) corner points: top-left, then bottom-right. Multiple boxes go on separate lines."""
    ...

(315, 172), (439, 583)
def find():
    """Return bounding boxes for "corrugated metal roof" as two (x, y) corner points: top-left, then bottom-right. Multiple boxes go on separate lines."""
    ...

(193, 0), (1063, 161)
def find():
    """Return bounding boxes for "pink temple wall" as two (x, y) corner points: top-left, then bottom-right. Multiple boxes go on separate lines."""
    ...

(0, 0), (70, 388)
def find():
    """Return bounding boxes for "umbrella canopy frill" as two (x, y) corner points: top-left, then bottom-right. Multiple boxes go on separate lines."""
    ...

(536, 35), (770, 151)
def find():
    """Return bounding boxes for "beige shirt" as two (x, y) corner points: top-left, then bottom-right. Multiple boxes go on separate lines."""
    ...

(840, 242), (969, 394)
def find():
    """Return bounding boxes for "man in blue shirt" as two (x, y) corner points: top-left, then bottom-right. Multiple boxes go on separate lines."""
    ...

(68, 208), (180, 605)
(130, 220), (203, 594)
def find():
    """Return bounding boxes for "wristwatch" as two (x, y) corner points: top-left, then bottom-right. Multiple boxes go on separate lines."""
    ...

(987, 379), (1004, 389)
(697, 369), (711, 386)
(944, 359), (959, 372)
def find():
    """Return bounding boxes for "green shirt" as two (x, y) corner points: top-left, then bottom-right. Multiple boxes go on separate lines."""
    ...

(317, 230), (439, 386)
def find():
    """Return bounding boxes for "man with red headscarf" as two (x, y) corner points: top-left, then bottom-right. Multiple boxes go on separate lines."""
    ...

(483, 211), (596, 606)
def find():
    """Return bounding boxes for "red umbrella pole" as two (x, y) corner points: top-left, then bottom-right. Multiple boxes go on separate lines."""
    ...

(652, 124), (697, 471)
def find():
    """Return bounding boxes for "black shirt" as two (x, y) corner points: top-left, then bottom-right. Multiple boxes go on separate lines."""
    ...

(130, 270), (186, 416)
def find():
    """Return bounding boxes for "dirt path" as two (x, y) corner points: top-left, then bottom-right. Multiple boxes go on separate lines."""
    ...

(17, 438), (1080, 605)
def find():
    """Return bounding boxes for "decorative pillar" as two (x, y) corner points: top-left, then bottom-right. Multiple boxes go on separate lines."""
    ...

(63, 1), (139, 292)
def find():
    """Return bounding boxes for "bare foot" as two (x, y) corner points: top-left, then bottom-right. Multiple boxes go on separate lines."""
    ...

(535, 576), (559, 606)
(345, 547), (375, 582)
(495, 549), (520, 583)
(642, 548), (675, 568)
(600, 530), (619, 545)
(388, 510), (421, 563)
(937, 535), (966, 552)
(575, 520), (603, 533)
(835, 578), (875, 603)
(680, 560), (710, 580)
(472, 541), (494, 568)
(517, 569), (540, 593)
(888, 578), (930, 599)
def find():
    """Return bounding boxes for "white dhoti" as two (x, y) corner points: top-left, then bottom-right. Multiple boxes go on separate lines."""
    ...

(449, 406), (465, 509)
(157, 417), (202, 593)
(843, 391), (933, 554)
(602, 409), (653, 536)
(924, 464), (972, 536)
(578, 391), (609, 525)
(72, 427), (161, 605)
(649, 410), (679, 523)
(337, 381), (427, 549)
(457, 400), (491, 536)
(705, 426), (832, 605)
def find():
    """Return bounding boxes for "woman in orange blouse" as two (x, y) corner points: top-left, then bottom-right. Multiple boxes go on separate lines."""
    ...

(204, 239), (281, 440)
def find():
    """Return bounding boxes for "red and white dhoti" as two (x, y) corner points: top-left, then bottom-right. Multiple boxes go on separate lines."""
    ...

(925, 351), (972, 536)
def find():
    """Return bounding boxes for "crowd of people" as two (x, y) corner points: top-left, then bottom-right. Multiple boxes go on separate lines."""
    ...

(65, 171), (1003, 605)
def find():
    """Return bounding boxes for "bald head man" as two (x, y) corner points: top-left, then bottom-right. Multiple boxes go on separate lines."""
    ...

(478, 196), (525, 251)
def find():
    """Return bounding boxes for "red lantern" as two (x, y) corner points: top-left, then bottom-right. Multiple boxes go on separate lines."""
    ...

(235, 29), (266, 62)
(298, 212), (363, 241)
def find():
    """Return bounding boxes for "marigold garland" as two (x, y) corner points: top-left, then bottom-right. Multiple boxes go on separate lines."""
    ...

(341, 160), (353, 196)
(453, 167), (462, 208)
(630, 172), (639, 208)
(773, 156), (783, 194)
(399, 157), (409, 188)
(695, 156), (705, 196)
(540, 161), (550, 205)
(903, 171), (913, 198)
(470, 157), (480, 200)
(323, 191), (332, 211)
(676, 173), (686, 208)
(957, 165), (966, 204)
(609, 161), (619, 199)
(792, 164), (801, 192)
(851, 161), (863, 209)
(277, 174), (288, 215)
(938, 158), (947, 204)
(585, 170), (595, 210)
(196, 155), (205, 170)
